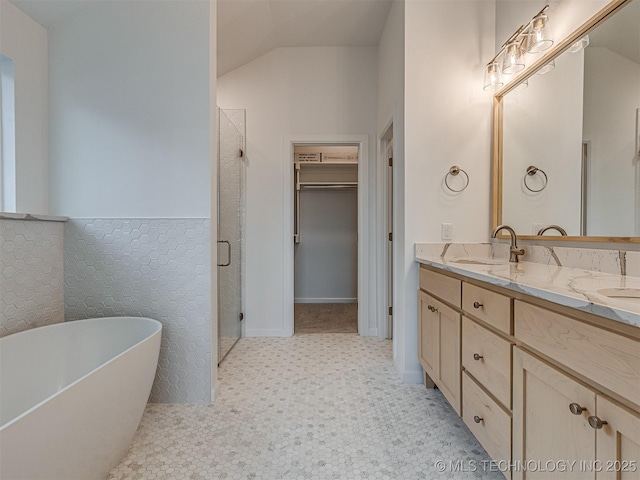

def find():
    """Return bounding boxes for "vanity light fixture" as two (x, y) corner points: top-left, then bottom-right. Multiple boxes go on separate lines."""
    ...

(568, 35), (590, 53)
(526, 9), (553, 54)
(483, 5), (553, 91)
(503, 39), (526, 75)
(537, 59), (555, 75)
(483, 61), (504, 91)
(513, 79), (529, 92)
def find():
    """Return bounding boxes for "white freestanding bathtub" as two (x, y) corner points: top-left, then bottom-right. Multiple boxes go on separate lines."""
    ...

(0, 317), (162, 480)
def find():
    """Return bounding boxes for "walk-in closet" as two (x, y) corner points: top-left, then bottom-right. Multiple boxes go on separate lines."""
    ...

(293, 145), (358, 333)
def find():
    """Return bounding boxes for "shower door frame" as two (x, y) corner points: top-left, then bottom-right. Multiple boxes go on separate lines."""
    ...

(283, 134), (374, 337)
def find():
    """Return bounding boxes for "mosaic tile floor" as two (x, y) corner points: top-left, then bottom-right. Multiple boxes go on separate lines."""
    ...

(108, 334), (504, 480)
(294, 304), (358, 333)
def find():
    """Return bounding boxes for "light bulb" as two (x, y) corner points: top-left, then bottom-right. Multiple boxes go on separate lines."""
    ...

(527, 13), (553, 53)
(483, 62), (504, 91)
(503, 41), (525, 75)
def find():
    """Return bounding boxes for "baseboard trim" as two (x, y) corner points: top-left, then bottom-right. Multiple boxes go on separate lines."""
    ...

(244, 328), (293, 337)
(359, 327), (378, 337)
(393, 359), (424, 384)
(211, 379), (221, 403)
(294, 298), (357, 304)
(402, 369), (424, 384)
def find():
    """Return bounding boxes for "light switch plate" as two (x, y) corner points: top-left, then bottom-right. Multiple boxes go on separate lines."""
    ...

(442, 223), (453, 241)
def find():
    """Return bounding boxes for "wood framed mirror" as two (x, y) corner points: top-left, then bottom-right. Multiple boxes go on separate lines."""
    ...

(492, 0), (640, 243)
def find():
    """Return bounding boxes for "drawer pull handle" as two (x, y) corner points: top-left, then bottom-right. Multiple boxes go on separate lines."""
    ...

(588, 416), (608, 430)
(473, 353), (483, 361)
(427, 305), (438, 313)
(473, 416), (483, 424)
(473, 301), (483, 309)
(569, 403), (586, 415)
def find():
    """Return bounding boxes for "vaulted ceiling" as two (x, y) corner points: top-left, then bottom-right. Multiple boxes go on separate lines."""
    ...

(9, 0), (394, 78)
(589, 0), (640, 65)
(217, 0), (393, 76)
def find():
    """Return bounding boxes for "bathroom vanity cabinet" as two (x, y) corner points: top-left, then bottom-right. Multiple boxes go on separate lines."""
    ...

(417, 268), (463, 412)
(418, 263), (640, 479)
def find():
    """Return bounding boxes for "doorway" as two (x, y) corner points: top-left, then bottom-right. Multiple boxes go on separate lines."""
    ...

(283, 134), (372, 337)
(380, 123), (394, 340)
(293, 145), (358, 333)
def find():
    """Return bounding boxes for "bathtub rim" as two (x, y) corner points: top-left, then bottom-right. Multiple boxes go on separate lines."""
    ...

(0, 316), (162, 431)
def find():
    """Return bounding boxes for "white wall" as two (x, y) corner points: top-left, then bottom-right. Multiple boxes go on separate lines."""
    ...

(48, 0), (211, 218)
(376, 0), (406, 364)
(217, 46), (378, 337)
(584, 47), (640, 237)
(377, 0), (405, 136)
(400, 0), (495, 382)
(0, 0), (48, 214)
(294, 188), (358, 302)
(502, 50), (584, 235)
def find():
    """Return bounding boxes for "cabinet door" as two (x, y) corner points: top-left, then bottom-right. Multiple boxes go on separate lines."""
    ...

(437, 300), (461, 415)
(513, 348), (596, 480)
(418, 291), (438, 382)
(594, 395), (640, 480)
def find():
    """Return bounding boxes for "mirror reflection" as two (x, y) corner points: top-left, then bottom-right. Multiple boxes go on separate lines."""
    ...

(500, 0), (640, 237)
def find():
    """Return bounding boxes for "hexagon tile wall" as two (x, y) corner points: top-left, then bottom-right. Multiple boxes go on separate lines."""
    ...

(0, 219), (65, 337)
(64, 219), (212, 403)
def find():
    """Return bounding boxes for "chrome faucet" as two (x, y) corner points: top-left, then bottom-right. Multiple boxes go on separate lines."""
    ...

(491, 224), (525, 263)
(537, 225), (568, 236)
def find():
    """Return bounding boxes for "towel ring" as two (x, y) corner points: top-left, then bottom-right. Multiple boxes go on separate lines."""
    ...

(524, 166), (548, 192)
(445, 166), (469, 192)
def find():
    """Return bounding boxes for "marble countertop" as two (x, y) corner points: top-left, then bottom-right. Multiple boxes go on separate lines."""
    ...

(415, 244), (640, 329)
(0, 212), (68, 222)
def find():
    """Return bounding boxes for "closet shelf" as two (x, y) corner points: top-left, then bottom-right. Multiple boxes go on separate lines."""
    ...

(296, 162), (358, 166)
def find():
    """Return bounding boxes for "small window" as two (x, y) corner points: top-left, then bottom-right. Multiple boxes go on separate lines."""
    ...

(0, 53), (16, 212)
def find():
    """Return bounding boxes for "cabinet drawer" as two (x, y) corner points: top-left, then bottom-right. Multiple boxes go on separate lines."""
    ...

(515, 301), (640, 407)
(462, 372), (511, 467)
(462, 283), (511, 334)
(462, 317), (512, 409)
(420, 267), (461, 308)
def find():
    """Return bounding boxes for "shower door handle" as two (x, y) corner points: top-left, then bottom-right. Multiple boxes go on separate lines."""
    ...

(217, 240), (231, 267)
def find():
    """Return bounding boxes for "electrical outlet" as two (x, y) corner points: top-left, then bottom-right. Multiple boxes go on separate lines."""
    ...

(442, 223), (453, 241)
(532, 223), (543, 235)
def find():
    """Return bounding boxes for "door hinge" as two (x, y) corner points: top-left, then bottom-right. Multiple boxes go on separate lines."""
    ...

(388, 232), (392, 242)
(388, 306), (393, 316)
(239, 312), (244, 321)
(388, 157), (393, 167)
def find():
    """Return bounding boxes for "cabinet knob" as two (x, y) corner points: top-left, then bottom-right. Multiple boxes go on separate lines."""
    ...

(427, 305), (438, 313)
(473, 416), (483, 424)
(473, 353), (483, 361)
(588, 416), (608, 430)
(569, 403), (586, 415)
(473, 301), (483, 309)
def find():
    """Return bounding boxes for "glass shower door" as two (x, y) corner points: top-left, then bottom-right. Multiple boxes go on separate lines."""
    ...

(217, 109), (244, 363)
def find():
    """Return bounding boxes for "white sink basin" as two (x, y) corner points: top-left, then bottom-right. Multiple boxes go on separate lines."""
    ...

(596, 288), (640, 300)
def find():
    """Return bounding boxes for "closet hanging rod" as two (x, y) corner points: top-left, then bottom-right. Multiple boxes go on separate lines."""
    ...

(300, 185), (358, 190)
